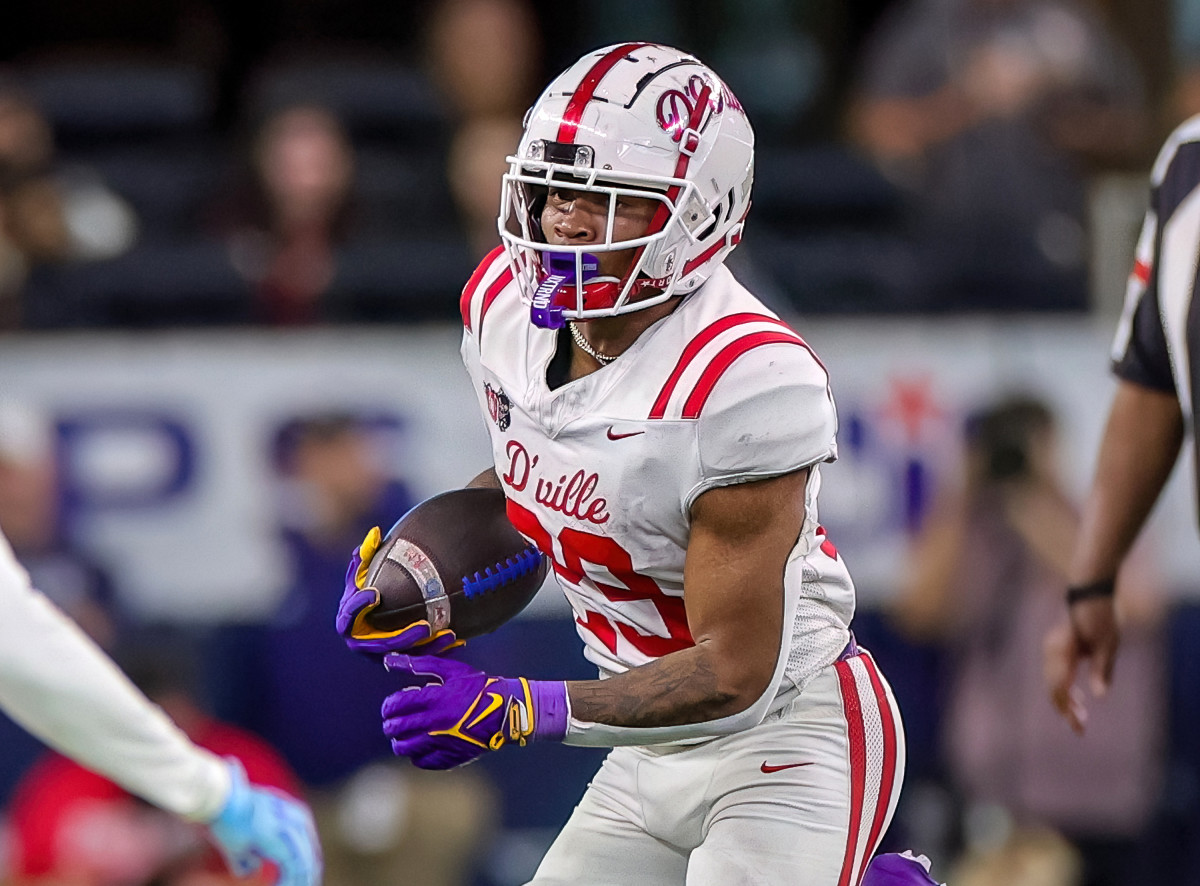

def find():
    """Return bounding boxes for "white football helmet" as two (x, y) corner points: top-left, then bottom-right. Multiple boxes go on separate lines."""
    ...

(498, 43), (755, 329)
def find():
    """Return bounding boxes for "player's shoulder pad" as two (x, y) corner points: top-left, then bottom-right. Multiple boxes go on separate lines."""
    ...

(460, 246), (516, 334)
(697, 332), (836, 474)
(648, 313), (837, 489)
(648, 312), (831, 422)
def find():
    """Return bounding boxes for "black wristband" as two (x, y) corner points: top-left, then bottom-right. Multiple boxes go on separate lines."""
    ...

(1066, 578), (1116, 605)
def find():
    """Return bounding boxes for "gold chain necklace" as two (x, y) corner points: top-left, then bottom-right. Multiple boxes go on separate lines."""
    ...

(568, 321), (617, 365)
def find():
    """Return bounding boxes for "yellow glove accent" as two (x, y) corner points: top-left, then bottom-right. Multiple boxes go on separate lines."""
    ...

(354, 526), (383, 588)
(349, 589), (386, 639)
(414, 630), (466, 652)
(508, 678), (536, 746)
(349, 613), (464, 649)
(429, 677), (533, 750)
(429, 680), (504, 750)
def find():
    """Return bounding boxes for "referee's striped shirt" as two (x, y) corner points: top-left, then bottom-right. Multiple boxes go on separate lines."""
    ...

(1113, 115), (1200, 511)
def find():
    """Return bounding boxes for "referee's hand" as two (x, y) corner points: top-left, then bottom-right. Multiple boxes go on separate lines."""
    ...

(1044, 598), (1120, 734)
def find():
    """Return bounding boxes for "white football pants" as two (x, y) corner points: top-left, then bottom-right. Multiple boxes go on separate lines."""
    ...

(526, 650), (905, 886)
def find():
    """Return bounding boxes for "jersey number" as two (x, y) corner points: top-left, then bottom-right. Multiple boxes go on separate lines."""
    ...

(506, 500), (694, 657)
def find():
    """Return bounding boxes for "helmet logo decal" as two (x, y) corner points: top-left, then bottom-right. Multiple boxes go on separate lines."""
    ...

(656, 75), (722, 146)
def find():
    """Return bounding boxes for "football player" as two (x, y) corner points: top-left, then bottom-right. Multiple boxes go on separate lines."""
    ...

(0, 527), (322, 886)
(340, 44), (905, 885)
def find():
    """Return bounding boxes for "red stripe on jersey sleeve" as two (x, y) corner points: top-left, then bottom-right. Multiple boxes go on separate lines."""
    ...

(648, 313), (787, 418)
(681, 330), (804, 419)
(556, 43), (649, 144)
(459, 245), (506, 331)
(477, 265), (515, 339)
(836, 660), (868, 886)
(1133, 258), (1152, 285)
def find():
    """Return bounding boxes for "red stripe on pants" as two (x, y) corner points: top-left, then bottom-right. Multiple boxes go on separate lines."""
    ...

(856, 653), (900, 886)
(836, 659), (867, 886)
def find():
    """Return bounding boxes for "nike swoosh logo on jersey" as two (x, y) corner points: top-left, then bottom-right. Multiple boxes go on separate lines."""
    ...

(606, 427), (645, 440)
(760, 761), (814, 773)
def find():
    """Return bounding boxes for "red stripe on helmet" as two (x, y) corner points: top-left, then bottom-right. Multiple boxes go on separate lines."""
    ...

(556, 43), (649, 144)
(630, 78), (715, 280)
(680, 204), (749, 278)
(643, 80), (712, 231)
(679, 225), (737, 278)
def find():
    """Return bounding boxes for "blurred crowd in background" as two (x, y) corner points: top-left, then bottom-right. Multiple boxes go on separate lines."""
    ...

(0, 0), (1194, 328)
(3, 0), (1200, 885)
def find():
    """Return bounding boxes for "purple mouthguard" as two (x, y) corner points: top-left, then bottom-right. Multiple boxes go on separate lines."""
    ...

(530, 252), (601, 329)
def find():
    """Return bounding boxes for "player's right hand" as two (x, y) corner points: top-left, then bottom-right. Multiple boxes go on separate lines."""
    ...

(208, 760), (322, 886)
(1044, 597), (1121, 734)
(336, 526), (461, 655)
(380, 654), (567, 769)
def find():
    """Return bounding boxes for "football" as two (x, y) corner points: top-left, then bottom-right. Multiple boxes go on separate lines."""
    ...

(361, 487), (549, 641)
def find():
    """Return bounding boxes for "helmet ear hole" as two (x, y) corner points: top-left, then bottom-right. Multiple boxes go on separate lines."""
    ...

(695, 189), (733, 243)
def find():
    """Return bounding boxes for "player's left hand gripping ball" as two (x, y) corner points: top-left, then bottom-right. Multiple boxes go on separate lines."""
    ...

(336, 526), (461, 655)
(381, 654), (568, 769)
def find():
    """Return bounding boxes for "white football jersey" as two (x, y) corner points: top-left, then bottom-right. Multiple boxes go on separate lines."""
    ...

(460, 248), (855, 704)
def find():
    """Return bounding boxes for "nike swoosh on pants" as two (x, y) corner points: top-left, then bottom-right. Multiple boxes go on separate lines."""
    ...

(760, 761), (814, 773)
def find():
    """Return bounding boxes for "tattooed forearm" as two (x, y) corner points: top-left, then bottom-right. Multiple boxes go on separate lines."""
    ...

(566, 644), (743, 728)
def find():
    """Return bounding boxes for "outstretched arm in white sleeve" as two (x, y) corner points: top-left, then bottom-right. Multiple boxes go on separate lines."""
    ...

(0, 531), (321, 886)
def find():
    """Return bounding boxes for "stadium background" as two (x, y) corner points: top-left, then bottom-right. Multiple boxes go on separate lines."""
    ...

(1, 1), (1198, 884)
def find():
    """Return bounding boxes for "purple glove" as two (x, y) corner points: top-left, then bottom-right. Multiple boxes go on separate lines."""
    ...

(862, 852), (943, 886)
(336, 526), (461, 656)
(380, 653), (569, 769)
